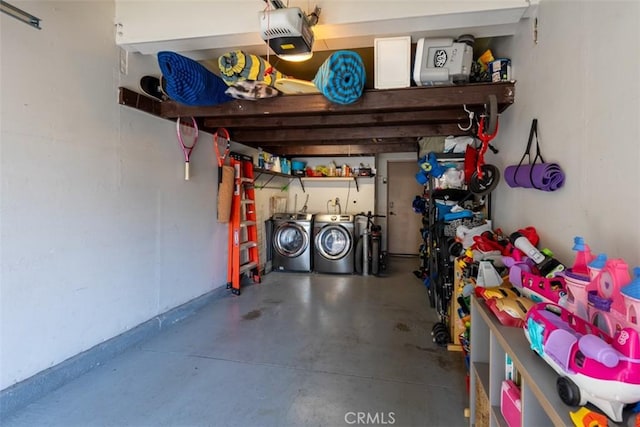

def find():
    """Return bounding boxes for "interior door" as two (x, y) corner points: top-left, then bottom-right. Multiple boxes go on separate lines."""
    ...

(387, 161), (423, 255)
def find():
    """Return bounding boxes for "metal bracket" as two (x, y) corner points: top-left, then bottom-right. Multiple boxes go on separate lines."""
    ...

(1, 1), (41, 29)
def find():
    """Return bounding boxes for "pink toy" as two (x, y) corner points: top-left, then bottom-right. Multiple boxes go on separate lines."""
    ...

(562, 241), (640, 338)
(564, 253), (607, 321)
(570, 236), (595, 278)
(520, 271), (568, 307)
(524, 302), (640, 422)
(501, 380), (522, 427)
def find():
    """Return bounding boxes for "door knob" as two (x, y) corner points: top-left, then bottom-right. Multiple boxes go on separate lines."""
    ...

(390, 211), (396, 215)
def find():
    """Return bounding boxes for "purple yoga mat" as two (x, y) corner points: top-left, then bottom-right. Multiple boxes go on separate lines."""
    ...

(504, 163), (565, 191)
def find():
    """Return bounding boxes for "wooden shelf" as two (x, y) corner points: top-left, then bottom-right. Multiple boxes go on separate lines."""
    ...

(254, 167), (292, 179)
(471, 297), (575, 427)
(470, 296), (639, 427)
(252, 169), (371, 192)
(299, 175), (371, 192)
(300, 176), (361, 181)
(118, 81), (516, 156)
(253, 168), (297, 191)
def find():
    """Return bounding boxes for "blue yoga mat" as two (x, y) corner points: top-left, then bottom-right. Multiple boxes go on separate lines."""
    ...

(157, 51), (232, 106)
(313, 51), (365, 105)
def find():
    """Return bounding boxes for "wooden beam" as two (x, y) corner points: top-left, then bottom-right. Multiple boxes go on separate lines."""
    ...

(118, 87), (162, 116)
(118, 83), (517, 156)
(259, 137), (418, 147)
(160, 82), (515, 119)
(233, 124), (464, 142)
(203, 109), (466, 129)
(260, 142), (417, 156)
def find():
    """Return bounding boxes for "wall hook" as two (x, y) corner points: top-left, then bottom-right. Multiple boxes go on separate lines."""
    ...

(458, 105), (474, 131)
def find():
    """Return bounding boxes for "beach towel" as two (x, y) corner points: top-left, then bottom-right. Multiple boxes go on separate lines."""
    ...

(224, 80), (280, 101)
(313, 50), (365, 105)
(157, 51), (232, 106)
(218, 50), (283, 87)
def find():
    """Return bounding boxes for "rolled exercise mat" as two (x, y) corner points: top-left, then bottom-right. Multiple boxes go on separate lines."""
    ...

(157, 51), (232, 106)
(218, 50), (284, 87)
(313, 50), (366, 104)
(217, 165), (234, 223)
(504, 163), (565, 191)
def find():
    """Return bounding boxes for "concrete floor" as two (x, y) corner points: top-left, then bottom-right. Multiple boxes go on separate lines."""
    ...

(3, 257), (468, 427)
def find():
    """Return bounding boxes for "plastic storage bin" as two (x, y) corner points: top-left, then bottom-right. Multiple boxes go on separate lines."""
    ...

(501, 380), (522, 427)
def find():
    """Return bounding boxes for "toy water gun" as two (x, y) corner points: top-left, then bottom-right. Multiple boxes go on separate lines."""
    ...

(569, 407), (608, 427)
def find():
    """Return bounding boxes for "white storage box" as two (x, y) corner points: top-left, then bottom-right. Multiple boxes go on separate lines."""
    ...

(374, 36), (411, 89)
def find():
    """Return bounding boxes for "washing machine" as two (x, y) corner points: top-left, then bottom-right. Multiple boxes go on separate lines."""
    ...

(313, 214), (355, 274)
(271, 213), (313, 272)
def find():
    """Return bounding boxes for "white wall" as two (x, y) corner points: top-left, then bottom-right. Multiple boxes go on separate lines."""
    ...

(491, 0), (640, 267)
(285, 157), (376, 218)
(0, 2), (228, 389)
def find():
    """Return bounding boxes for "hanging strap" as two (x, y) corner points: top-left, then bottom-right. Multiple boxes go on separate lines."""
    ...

(513, 119), (545, 189)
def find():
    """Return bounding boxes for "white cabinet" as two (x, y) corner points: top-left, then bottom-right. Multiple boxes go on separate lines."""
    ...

(470, 297), (574, 426)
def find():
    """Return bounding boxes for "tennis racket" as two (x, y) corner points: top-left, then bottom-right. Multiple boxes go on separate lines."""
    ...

(214, 128), (231, 167)
(176, 116), (199, 180)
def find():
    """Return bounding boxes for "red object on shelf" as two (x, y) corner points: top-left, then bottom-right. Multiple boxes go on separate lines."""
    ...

(485, 296), (535, 328)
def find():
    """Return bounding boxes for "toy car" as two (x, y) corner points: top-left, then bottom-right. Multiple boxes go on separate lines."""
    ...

(524, 302), (640, 422)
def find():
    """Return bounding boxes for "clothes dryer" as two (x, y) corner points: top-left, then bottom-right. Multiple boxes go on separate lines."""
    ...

(271, 213), (313, 272)
(313, 214), (355, 274)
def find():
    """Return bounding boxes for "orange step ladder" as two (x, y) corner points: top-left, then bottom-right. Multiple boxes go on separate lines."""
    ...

(226, 153), (261, 295)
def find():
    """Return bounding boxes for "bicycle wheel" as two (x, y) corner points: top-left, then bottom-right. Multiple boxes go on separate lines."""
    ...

(371, 238), (380, 276)
(354, 237), (364, 274)
(485, 94), (498, 135)
(470, 164), (500, 195)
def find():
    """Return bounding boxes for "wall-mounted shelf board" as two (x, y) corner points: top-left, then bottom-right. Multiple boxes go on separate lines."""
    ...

(299, 176), (374, 192)
(252, 168), (374, 192)
(253, 167), (297, 191)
